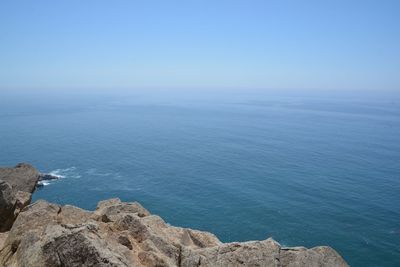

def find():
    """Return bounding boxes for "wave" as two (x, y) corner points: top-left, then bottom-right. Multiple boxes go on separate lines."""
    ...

(37, 181), (51, 186)
(38, 167), (80, 187)
(38, 167), (120, 187)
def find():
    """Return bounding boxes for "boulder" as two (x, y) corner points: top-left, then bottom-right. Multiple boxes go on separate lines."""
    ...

(280, 246), (348, 267)
(94, 198), (150, 222)
(0, 198), (349, 267)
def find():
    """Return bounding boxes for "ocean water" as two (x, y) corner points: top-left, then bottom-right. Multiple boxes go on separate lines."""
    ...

(0, 89), (399, 266)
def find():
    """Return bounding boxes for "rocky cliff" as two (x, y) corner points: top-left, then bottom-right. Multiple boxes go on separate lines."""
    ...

(0, 164), (349, 267)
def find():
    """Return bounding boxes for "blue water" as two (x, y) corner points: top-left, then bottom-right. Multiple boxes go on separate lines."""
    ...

(1, 89), (399, 266)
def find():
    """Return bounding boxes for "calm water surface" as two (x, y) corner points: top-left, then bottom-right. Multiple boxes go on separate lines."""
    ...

(0, 89), (399, 266)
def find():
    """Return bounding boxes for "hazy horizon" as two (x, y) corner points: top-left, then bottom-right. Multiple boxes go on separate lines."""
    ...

(1, 0), (399, 91)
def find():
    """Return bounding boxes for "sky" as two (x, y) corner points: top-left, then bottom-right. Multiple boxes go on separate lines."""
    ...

(0, 0), (399, 91)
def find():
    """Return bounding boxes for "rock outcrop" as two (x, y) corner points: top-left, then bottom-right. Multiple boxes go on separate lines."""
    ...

(0, 198), (349, 267)
(0, 163), (40, 232)
(37, 173), (61, 187)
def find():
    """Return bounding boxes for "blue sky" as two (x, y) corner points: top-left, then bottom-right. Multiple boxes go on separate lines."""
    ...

(0, 0), (399, 91)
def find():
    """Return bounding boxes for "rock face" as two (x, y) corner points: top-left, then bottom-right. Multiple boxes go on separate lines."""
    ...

(0, 198), (349, 267)
(0, 163), (40, 232)
(0, 163), (40, 194)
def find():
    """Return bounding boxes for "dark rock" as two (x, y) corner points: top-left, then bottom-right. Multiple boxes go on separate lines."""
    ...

(0, 180), (16, 232)
(36, 173), (61, 188)
(118, 235), (133, 250)
(0, 163), (40, 232)
(38, 173), (60, 181)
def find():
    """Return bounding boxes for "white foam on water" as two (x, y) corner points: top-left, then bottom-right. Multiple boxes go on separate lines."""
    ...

(39, 167), (80, 186)
(38, 181), (50, 186)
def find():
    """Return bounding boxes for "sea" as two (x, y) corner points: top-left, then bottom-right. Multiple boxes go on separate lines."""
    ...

(0, 88), (399, 266)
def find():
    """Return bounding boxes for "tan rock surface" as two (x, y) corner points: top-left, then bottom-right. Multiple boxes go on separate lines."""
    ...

(0, 232), (8, 251)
